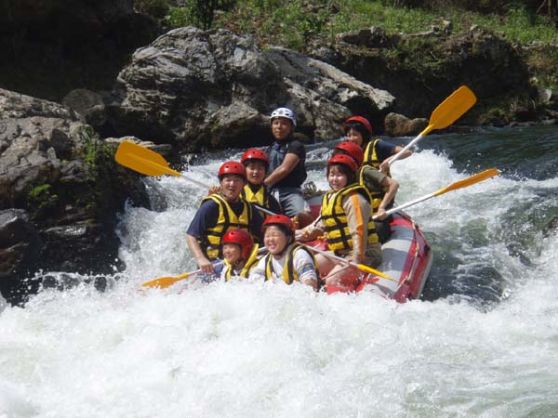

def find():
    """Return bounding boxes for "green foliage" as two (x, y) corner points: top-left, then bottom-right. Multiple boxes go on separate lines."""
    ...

(135, 0), (170, 19)
(167, 0), (237, 30)
(27, 184), (58, 211)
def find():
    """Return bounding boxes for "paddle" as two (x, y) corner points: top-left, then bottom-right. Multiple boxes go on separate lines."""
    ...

(375, 168), (500, 219)
(301, 244), (398, 283)
(115, 140), (276, 215)
(387, 85), (477, 167)
(142, 269), (205, 289)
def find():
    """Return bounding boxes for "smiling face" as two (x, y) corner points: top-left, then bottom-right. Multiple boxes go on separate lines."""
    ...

(345, 128), (364, 147)
(327, 165), (349, 191)
(245, 160), (266, 186)
(219, 174), (245, 202)
(222, 243), (242, 265)
(264, 225), (290, 256)
(271, 117), (293, 141)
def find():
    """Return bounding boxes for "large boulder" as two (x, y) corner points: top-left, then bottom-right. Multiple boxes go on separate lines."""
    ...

(107, 27), (395, 150)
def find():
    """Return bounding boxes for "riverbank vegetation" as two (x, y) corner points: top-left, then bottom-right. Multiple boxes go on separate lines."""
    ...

(156, 0), (557, 49)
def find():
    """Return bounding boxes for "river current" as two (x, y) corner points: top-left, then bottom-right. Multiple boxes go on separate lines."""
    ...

(1, 125), (557, 417)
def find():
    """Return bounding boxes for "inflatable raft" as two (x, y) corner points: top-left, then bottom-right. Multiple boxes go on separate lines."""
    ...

(306, 196), (433, 302)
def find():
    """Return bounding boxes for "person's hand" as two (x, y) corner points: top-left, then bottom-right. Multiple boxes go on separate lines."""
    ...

(375, 207), (388, 220)
(379, 160), (390, 173)
(207, 185), (221, 196)
(295, 228), (307, 242)
(196, 256), (214, 273)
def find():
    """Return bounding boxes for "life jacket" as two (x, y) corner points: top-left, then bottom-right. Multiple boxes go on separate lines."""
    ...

(200, 194), (252, 260)
(263, 244), (318, 284)
(357, 165), (386, 213)
(267, 138), (307, 188)
(223, 244), (260, 281)
(241, 184), (273, 213)
(363, 139), (391, 177)
(320, 184), (379, 253)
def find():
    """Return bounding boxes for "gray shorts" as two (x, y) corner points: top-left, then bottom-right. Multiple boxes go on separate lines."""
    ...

(272, 187), (306, 217)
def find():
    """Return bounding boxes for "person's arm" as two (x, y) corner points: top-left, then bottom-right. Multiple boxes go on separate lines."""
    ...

(295, 219), (324, 242)
(294, 249), (318, 290)
(376, 177), (399, 220)
(249, 204), (265, 243)
(380, 145), (412, 172)
(264, 152), (300, 187)
(186, 234), (214, 273)
(248, 257), (266, 281)
(343, 193), (370, 263)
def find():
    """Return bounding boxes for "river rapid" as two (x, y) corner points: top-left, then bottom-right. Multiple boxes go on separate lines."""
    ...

(1, 125), (557, 417)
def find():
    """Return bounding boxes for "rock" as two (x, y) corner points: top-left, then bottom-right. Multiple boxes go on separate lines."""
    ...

(384, 113), (428, 136)
(62, 89), (107, 128)
(107, 27), (395, 150)
(336, 27), (399, 48)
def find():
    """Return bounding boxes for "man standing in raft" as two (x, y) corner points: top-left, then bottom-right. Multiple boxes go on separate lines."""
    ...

(344, 116), (412, 174)
(264, 107), (313, 225)
(186, 161), (264, 274)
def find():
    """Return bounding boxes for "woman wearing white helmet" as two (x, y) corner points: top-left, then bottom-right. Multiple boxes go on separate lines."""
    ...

(264, 107), (309, 220)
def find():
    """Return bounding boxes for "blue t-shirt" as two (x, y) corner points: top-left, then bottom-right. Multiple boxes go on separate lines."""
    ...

(187, 198), (264, 242)
(374, 139), (397, 163)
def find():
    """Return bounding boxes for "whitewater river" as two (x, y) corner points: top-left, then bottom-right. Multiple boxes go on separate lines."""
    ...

(1, 125), (557, 417)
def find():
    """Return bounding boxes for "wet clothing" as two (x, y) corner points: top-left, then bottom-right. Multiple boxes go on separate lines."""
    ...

(186, 194), (263, 260)
(241, 183), (282, 215)
(267, 136), (307, 217)
(249, 243), (318, 285)
(220, 244), (261, 280)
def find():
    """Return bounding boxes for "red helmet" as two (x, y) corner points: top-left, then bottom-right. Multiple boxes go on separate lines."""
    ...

(241, 148), (269, 167)
(218, 161), (246, 180)
(262, 214), (294, 235)
(344, 116), (373, 135)
(334, 141), (364, 166)
(222, 229), (254, 260)
(328, 153), (359, 174)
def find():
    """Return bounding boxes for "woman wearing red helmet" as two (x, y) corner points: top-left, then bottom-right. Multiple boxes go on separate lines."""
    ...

(297, 154), (382, 289)
(219, 229), (260, 280)
(249, 214), (318, 290)
(332, 141), (399, 243)
(240, 148), (282, 215)
(186, 160), (264, 273)
(344, 116), (412, 174)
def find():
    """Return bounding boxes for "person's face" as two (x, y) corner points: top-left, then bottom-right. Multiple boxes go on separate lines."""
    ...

(220, 174), (245, 201)
(264, 225), (290, 255)
(245, 161), (266, 185)
(328, 165), (348, 191)
(223, 243), (242, 264)
(271, 117), (293, 141)
(345, 128), (363, 147)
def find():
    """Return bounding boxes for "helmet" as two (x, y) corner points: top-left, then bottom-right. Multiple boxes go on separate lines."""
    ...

(218, 161), (246, 180)
(328, 153), (359, 174)
(344, 116), (373, 135)
(222, 229), (254, 260)
(334, 141), (364, 166)
(241, 148), (269, 167)
(270, 107), (296, 126)
(262, 214), (295, 235)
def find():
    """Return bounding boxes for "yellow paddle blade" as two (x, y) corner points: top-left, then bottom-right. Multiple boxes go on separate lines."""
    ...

(141, 271), (192, 289)
(422, 85), (477, 136)
(115, 140), (182, 177)
(356, 264), (398, 282)
(434, 168), (500, 197)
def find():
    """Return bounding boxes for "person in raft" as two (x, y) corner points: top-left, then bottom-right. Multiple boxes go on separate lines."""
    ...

(264, 107), (313, 225)
(240, 147), (282, 215)
(186, 161), (264, 273)
(333, 141), (399, 243)
(219, 229), (260, 280)
(296, 154), (382, 288)
(344, 116), (412, 174)
(249, 214), (319, 290)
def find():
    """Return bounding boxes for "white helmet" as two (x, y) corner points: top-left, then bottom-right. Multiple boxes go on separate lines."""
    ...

(270, 107), (296, 126)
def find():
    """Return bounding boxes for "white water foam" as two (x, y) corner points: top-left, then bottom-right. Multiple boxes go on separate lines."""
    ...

(1, 147), (558, 417)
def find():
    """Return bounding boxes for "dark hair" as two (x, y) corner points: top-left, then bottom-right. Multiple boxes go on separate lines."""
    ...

(344, 121), (371, 144)
(327, 162), (356, 185)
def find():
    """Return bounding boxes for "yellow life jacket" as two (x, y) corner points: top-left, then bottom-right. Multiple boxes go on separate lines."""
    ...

(223, 244), (260, 281)
(320, 184), (379, 252)
(241, 184), (273, 214)
(363, 139), (391, 177)
(357, 165), (385, 213)
(200, 194), (252, 260)
(263, 244), (318, 284)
